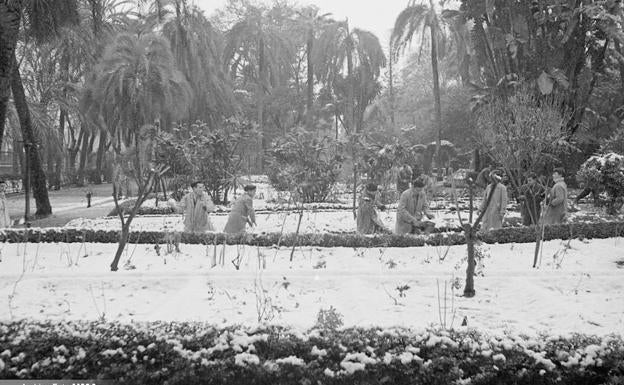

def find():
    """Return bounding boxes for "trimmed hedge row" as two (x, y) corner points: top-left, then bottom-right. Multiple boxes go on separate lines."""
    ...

(2, 221), (624, 247)
(0, 321), (622, 384)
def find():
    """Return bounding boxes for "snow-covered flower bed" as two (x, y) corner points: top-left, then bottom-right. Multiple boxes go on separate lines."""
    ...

(0, 321), (622, 384)
(0, 239), (623, 335)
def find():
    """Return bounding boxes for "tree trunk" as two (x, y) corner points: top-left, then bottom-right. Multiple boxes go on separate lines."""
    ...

(94, 130), (107, 184)
(11, 55), (52, 217)
(430, 10), (443, 179)
(111, 225), (130, 272)
(306, 27), (314, 130)
(388, 40), (396, 132)
(68, 124), (83, 183)
(257, 37), (266, 172)
(77, 130), (93, 185)
(76, 129), (89, 186)
(0, 2), (22, 152)
(464, 226), (476, 297)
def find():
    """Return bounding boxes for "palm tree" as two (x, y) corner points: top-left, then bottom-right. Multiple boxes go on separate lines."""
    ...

(314, 19), (385, 217)
(295, 6), (331, 130)
(162, 0), (236, 125)
(392, 0), (446, 174)
(86, 32), (191, 150)
(0, 0), (80, 217)
(224, 3), (294, 171)
(314, 19), (386, 134)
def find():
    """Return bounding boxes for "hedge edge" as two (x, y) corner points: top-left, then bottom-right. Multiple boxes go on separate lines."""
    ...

(1, 221), (624, 247)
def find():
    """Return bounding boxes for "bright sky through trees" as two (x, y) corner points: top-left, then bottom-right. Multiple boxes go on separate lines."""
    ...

(193, 0), (406, 43)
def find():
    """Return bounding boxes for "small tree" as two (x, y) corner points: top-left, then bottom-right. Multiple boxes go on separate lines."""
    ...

(474, 84), (571, 196)
(473, 84), (571, 267)
(267, 127), (345, 203)
(155, 118), (257, 204)
(577, 153), (624, 215)
(110, 142), (168, 272)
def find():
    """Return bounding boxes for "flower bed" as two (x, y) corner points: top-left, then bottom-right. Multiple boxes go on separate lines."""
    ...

(0, 321), (621, 384)
(3, 221), (624, 247)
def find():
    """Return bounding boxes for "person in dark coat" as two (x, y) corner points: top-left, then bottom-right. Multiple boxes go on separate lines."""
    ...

(356, 183), (390, 234)
(518, 172), (545, 226)
(224, 185), (257, 234)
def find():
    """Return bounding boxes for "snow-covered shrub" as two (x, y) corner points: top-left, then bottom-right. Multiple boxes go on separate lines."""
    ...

(0, 321), (622, 384)
(577, 153), (624, 214)
(315, 306), (344, 331)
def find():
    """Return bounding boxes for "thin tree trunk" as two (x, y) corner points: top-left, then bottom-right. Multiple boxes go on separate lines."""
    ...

(77, 128), (90, 186)
(94, 130), (107, 184)
(257, 37), (266, 172)
(306, 27), (314, 130)
(388, 40), (396, 132)
(68, 123), (83, 183)
(0, 2), (22, 152)
(11, 55), (52, 217)
(430, 10), (443, 179)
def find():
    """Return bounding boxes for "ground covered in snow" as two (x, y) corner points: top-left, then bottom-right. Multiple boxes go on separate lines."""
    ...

(1, 237), (622, 336)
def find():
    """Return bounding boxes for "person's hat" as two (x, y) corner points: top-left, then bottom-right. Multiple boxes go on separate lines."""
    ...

(365, 183), (378, 192)
(244, 184), (257, 192)
(412, 178), (425, 188)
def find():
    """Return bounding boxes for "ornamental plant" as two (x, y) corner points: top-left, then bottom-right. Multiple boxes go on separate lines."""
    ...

(577, 153), (624, 214)
(266, 127), (345, 203)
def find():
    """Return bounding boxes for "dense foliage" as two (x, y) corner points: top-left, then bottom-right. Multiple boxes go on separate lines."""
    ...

(267, 128), (345, 203)
(0, 321), (622, 384)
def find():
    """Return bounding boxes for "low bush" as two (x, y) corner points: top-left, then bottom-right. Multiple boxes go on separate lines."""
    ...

(0, 320), (622, 384)
(2, 221), (624, 248)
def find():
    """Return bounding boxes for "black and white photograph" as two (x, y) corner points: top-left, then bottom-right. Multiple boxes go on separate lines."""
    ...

(0, 0), (623, 383)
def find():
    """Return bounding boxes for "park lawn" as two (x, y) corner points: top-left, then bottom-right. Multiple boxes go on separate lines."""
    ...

(0, 237), (622, 336)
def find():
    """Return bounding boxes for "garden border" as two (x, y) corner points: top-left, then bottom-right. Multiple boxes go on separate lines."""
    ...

(2, 221), (624, 247)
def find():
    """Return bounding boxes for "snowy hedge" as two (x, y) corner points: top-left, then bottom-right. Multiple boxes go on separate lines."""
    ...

(2, 221), (624, 247)
(0, 321), (622, 384)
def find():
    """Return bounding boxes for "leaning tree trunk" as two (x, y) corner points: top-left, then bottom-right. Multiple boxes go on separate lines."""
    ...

(11, 55), (52, 217)
(77, 131), (94, 185)
(0, 2), (22, 152)
(257, 37), (266, 172)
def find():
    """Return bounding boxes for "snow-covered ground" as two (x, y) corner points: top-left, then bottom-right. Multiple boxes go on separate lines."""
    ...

(65, 209), (473, 233)
(64, 204), (623, 234)
(1, 238), (622, 336)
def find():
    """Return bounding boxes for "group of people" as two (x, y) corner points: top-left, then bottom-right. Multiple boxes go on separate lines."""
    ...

(356, 165), (570, 235)
(179, 181), (257, 234)
(357, 167), (436, 235)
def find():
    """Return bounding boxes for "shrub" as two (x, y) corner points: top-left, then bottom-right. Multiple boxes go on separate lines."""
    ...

(3, 220), (624, 248)
(266, 128), (345, 203)
(0, 320), (622, 384)
(577, 153), (624, 214)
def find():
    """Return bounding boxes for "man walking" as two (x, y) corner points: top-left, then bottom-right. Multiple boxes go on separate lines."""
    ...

(224, 184), (257, 234)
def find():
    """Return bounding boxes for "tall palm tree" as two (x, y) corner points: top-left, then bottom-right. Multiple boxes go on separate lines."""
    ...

(295, 5), (331, 130)
(85, 32), (191, 151)
(314, 19), (386, 134)
(314, 19), (385, 217)
(0, 0), (79, 217)
(162, 0), (236, 125)
(224, 3), (294, 170)
(392, 0), (446, 173)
